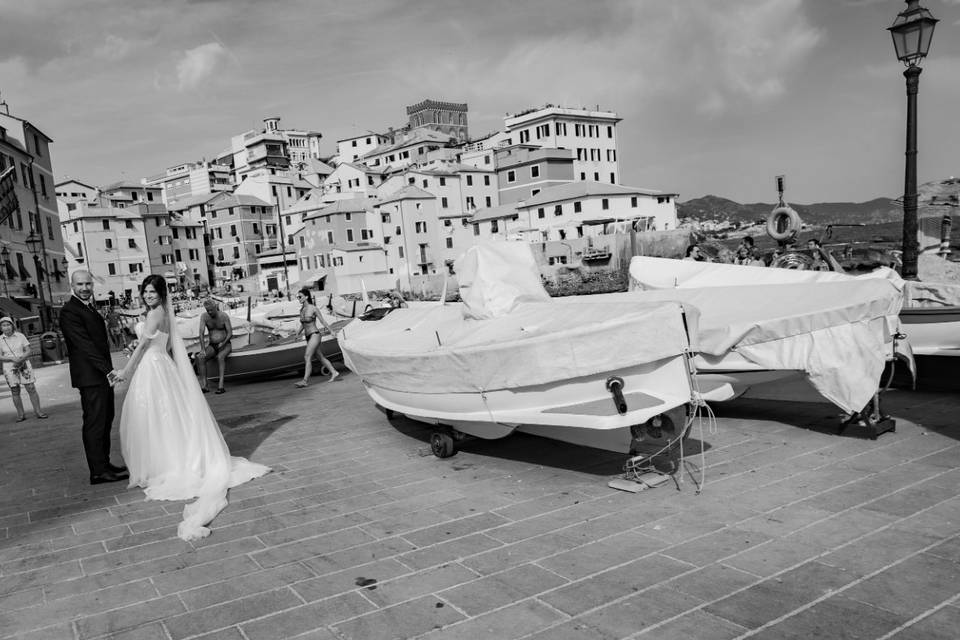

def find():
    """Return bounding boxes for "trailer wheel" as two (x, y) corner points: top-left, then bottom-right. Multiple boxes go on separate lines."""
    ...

(430, 431), (457, 458)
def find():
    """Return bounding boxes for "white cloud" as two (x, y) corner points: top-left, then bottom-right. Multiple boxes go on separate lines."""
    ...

(174, 41), (227, 91)
(93, 34), (133, 61)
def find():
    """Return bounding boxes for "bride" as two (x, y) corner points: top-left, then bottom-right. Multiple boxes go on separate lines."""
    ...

(116, 275), (271, 541)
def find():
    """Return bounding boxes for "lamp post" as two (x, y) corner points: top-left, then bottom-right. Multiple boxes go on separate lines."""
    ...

(25, 227), (47, 331)
(0, 245), (9, 298)
(888, 0), (939, 280)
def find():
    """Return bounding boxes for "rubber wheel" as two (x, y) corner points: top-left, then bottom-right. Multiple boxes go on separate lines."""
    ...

(430, 432), (456, 458)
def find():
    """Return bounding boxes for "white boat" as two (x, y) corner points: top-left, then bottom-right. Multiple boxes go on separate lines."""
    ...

(340, 243), (700, 457)
(624, 257), (910, 426)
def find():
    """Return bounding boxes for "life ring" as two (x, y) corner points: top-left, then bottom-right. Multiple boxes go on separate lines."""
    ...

(771, 252), (813, 270)
(766, 206), (801, 242)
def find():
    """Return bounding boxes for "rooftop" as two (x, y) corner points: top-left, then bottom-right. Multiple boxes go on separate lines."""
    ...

(521, 181), (672, 208)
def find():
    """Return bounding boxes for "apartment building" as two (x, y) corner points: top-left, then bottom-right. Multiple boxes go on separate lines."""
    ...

(406, 99), (469, 143)
(143, 160), (233, 204)
(59, 203), (150, 302)
(0, 108), (68, 325)
(335, 132), (388, 165)
(98, 181), (163, 208)
(361, 128), (458, 172)
(204, 193), (274, 286)
(55, 179), (98, 204)
(375, 185), (444, 289)
(503, 105), (622, 184)
(494, 146), (575, 204)
(221, 117), (322, 183)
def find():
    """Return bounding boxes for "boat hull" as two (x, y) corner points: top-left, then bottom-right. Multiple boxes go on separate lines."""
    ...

(899, 306), (960, 357)
(198, 333), (342, 383)
(364, 355), (694, 455)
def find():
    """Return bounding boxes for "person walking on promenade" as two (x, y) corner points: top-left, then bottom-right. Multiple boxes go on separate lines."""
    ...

(0, 317), (48, 422)
(59, 270), (128, 485)
(294, 287), (338, 388)
(114, 275), (270, 541)
(197, 298), (233, 394)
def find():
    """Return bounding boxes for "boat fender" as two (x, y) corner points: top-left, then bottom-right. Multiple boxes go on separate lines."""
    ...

(766, 206), (801, 242)
(606, 376), (628, 415)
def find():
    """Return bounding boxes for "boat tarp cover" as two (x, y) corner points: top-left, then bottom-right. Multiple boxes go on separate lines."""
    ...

(622, 257), (906, 412)
(457, 242), (550, 319)
(628, 256), (904, 291)
(341, 299), (695, 394)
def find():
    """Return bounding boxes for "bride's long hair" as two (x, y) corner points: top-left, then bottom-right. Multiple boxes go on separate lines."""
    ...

(139, 274), (168, 308)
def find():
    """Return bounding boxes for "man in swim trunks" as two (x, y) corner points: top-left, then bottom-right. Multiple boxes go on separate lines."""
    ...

(197, 298), (233, 393)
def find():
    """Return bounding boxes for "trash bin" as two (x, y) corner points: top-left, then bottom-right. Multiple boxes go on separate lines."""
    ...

(40, 331), (62, 362)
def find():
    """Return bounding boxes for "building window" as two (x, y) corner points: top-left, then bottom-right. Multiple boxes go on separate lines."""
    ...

(531, 189), (540, 197)
(574, 201), (582, 213)
(345, 213), (351, 221)
(473, 224), (479, 236)
(490, 220), (499, 233)
(594, 172), (599, 181)
(441, 197), (448, 208)
(398, 246), (404, 258)
(230, 224), (237, 236)
(538, 208), (545, 219)
(607, 125), (614, 138)
(506, 170), (515, 183)
(631, 196), (638, 208)
(422, 179), (428, 188)
(602, 198), (610, 210)
(466, 196), (475, 209)
(466, 175), (473, 186)
(485, 196), (492, 207)
(102, 219), (110, 230)
(415, 221), (426, 233)
(440, 177), (446, 186)
(554, 205), (562, 216)
(108, 263), (116, 275)
(531, 165), (540, 178)
(347, 229), (354, 241)
(105, 238), (113, 249)
(327, 231), (334, 243)
(483, 175), (490, 186)
(610, 172), (615, 183)
(233, 246), (239, 259)
(443, 219), (452, 227)
(127, 238), (136, 248)
(445, 237), (453, 249)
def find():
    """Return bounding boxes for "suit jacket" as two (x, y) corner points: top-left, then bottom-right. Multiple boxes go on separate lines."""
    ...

(60, 296), (113, 388)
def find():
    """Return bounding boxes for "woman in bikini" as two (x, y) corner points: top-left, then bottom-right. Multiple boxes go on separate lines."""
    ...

(295, 288), (338, 388)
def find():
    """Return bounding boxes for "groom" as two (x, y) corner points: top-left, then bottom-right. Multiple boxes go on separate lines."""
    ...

(60, 270), (129, 484)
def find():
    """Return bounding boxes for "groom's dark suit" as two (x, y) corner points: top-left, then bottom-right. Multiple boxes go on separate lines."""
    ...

(60, 296), (116, 476)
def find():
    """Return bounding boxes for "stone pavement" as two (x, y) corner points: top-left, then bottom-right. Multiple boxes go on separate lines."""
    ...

(2, 359), (960, 640)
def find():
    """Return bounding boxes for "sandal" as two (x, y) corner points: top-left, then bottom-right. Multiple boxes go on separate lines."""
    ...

(295, 380), (308, 388)
(15, 415), (26, 423)
(36, 413), (48, 419)
(201, 387), (209, 394)
(215, 387), (226, 394)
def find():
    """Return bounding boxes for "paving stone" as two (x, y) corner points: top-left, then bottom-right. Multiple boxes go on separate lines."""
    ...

(736, 503), (835, 538)
(632, 609), (748, 639)
(416, 598), (563, 640)
(666, 563), (758, 602)
(300, 536), (417, 576)
(250, 526), (374, 568)
(438, 563), (569, 616)
(888, 603), (960, 640)
(459, 530), (584, 575)
(162, 587), (303, 640)
(705, 561), (857, 630)
(400, 512), (510, 548)
(0, 541), (107, 575)
(292, 558), (411, 603)
(397, 532), (504, 571)
(750, 595), (907, 639)
(357, 562), (478, 608)
(841, 551), (960, 618)
(819, 527), (942, 577)
(783, 507), (898, 548)
(178, 562), (316, 611)
(330, 594), (466, 639)
(239, 592), (377, 640)
(75, 595), (185, 639)
(103, 622), (172, 640)
(537, 529), (670, 580)
(540, 553), (690, 616)
(723, 537), (824, 577)
(0, 586), (43, 613)
(662, 526), (773, 568)
(574, 587), (703, 637)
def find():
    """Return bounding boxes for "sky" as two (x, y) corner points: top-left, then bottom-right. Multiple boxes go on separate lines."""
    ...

(1, 0), (959, 205)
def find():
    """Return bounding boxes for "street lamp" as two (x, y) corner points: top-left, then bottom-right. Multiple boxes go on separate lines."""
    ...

(24, 227), (48, 331)
(888, 0), (939, 280)
(0, 245), (9, 298)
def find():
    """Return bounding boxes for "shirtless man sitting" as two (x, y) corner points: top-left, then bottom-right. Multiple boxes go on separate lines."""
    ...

(197, 298), (233, 394)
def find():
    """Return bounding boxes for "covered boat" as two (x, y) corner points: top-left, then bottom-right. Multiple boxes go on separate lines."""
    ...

(623, 256), (909, 423)
(340, 243), (699, 457)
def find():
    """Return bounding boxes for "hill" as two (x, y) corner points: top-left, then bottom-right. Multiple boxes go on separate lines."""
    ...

(678, 176), (960, 226)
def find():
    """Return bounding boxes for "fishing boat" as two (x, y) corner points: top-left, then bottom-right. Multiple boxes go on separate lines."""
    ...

(340, 243), (700, 457)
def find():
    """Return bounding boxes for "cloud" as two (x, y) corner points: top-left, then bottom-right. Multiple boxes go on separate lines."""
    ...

(93, 34), (134, 61)
(174, 41), (228, 91)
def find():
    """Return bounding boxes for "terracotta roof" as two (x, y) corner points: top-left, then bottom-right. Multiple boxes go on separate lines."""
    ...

(303, 197), (370, 221)
(377, 185), (435, 206)
(469, 203), (519, 223)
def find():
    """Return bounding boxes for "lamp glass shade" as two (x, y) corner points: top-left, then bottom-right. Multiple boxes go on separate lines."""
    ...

(25, 231), (41, 254)
(888, 1), (938, 65)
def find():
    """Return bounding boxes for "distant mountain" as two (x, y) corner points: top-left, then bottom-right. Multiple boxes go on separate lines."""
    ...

(678, 176), (960, 226)
(677, 195), (901, 226)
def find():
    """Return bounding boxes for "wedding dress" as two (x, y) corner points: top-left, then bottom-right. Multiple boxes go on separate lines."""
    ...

(119, 304), (270, 541)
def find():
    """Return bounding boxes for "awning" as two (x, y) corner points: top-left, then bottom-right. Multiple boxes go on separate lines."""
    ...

(0, 297), (39, 321)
